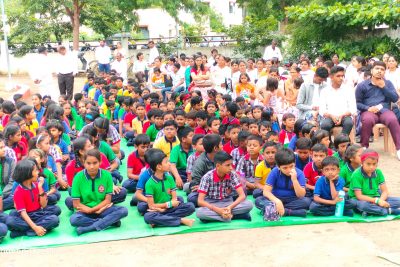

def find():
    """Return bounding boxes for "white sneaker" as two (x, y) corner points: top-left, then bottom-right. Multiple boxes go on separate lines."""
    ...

(397, 150), (400, 161)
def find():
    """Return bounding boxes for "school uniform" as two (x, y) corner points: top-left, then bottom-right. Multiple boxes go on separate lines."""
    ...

(333, 151), (346, 169)
(123, 151), (147, 192)
(255, 167), (311, 216)
(145, 124), (161, 142)
(303, 162), (323, 197)
(230, 147), (246, 168)
(188, 153), (215, 207)
(194, 126), (210, 135)
(43, 168), (61, 205)
(169, 144), (194, 183)
(131, 117), (148, 135)
(6, 182), (60, 238)
(196, 169), (253, 222)
(223, 141), (239, 155)
(236, 153), (264, 195)
(184, 152), (201, 194)
(278, 129), (295, 146)
(309, 176), (356, 216)
(153, 136), (180, 157)
(339, 163), (356, 189)
(144, 174), (195, 227)
(295, 154), (312, 171)
(34, 106), (46, 123)
(253, 160), (275, 199)
(0, 188), (9, 240)
(69, 169), (128, 234)
(349, 168), (400, 216)
(221, 116), (240, 126)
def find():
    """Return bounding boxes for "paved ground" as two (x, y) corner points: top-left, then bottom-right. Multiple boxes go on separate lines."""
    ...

(1, 75), (400, 267)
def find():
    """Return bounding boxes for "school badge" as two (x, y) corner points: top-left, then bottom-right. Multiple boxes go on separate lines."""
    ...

(98, 185), (105, 193)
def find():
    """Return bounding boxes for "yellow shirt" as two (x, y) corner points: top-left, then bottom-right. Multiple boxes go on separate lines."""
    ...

(131, 117), (149, 134)
(153, 136), (180, 157)
(28, 119), (39, 135)
(88, 88), (97, 100)
(255, 160), (273, 186)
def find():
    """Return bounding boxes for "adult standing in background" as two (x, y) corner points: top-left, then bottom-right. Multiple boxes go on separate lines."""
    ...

(263, 39), (283, 62)
(30, 46), (59, 101)
(56, 46), (77, 100)
(95, 40), (112, 73)
(147, 40), (160, 66)
(111, 53), (128, 82)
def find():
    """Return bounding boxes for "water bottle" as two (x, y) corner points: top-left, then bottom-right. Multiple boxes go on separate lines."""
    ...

(335, 190), (346, 217)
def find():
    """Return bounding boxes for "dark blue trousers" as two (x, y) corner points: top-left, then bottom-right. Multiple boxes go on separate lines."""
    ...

(138, 196), (185, 216)
(187, 192), (199, 207)
(309, 200), (356, 216)
(122, 179), (138, 193)
(0, 212), (8, 240)
(3, 194), (14, 211)
(355, 197), (400, 216)
(252, 188), (263, 199)
(65, 187), (127, 211)
(255, 196), (311, 213)
(6, 206), (61, 237)
(144, 202), (195, 227)
(70, 205), (128, 232)
(47, 191), (61, 205)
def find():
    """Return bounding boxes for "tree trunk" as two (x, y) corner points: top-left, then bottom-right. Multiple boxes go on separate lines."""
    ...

(72, 0), (80, 51)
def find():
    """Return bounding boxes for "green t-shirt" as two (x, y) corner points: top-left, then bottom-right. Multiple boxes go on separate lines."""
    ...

(348, 168), (385, 199)
(71, 169), (113, 208)
(146, 124), (161, 142)
(169, 145), (194, 170)
(71, 107), (85, 131)
(62, 133), (71, 146)
(98, 95), (105, 107)
(339, 163), (356, 188)
(43, 168), (57, 188)
(333, 151), (345, 169)
(99, 141), (117, 162)
(145, 174), (176, 204)
(118, 107), (126, 120)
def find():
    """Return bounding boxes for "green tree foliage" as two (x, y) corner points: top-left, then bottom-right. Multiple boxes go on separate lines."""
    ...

(285, 0), (400, 60)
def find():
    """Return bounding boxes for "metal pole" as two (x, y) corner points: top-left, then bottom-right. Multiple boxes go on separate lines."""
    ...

(1, 0), (11, 80)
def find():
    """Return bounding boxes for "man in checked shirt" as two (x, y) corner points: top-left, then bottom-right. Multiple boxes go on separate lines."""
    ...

(196, 151), (253, 222)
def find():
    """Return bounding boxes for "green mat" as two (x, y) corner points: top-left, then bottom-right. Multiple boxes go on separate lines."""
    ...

(1, 140), (399, 251)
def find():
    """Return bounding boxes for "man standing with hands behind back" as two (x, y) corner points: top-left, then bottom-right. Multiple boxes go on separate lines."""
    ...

(56, 46), (77, 100)
(356, 61), (400, 160)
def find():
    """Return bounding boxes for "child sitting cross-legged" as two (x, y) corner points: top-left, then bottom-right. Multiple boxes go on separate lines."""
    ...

(303, 144), (328, 197)
(255, 148), (311, 217)
(339, 144), (363, 192)
(253, 141), (278, 199)
(349, 149), (400, 216)
(309, 156), (356, 216)
(144, 149), (195, 227)
(333, 134), (351, 169)
(196, 151), (253, 222)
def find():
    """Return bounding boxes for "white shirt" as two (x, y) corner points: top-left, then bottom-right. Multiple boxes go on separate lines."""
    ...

(263, 45), (283, 61)
(211, 65), (231, 92)
(171, 70), (185, 87)
(56, 52), (77, 74)
(111, 59), (127, 81)
(247, 69), (257, 83)
(148, 47), (160, 65)
(319, 83), (357, 117)
(300, 69), (315, 84)
(385, 68), (400, 90)
(95, 45), (111, 64)
(133, 60), (146, 73)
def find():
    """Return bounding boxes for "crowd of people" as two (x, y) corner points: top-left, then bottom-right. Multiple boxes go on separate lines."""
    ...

(1, 39), (400, 242)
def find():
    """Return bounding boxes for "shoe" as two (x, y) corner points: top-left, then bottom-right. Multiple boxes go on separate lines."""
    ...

(361, 211), (368, 218)
(397, 150), (400, 161)
(390, 208), (400, 215)
(233, 212), (252, 221)
(285, 209), (307, 217)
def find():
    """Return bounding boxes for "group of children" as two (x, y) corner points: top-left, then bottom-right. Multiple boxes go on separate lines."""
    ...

(0, 69), (399, 243)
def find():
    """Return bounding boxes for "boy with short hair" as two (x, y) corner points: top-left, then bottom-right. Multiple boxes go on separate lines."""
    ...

(231, 130), (251, 167)
(349, 149), (400, 216)
(222, 124), (240, 155)
(253, 141), (277, 198)
(309, 156), (356, 216)
(153, 120), (180, 157)
(144, 150), (195, 227)
(122, 134), (150, 193)
(236, 135), (264, 194)
(248, 119), (259, 136)
(295, 137), (312, 171)
(186, 110), (197, 128)
(222, 102), (240, 126)
(194, 111), (210, 134)
(333, 133), (350, 169)
(255, 148), (311, 217)
(131, 103), (148, 135)
(303, 144), (328, 196)
(145, 109), (164, 143)
(207, 117), (221, 135)
(169, 127), (194, 189)
(265, 131), (279, 143)
(189, 134), (222, 207)
(185, 134), (204, 193)
(46, 120), (70, 163)
(196, 151), (254, 222)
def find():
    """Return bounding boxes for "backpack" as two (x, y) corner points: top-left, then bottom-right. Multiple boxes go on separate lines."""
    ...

(264, 202), (280, 221)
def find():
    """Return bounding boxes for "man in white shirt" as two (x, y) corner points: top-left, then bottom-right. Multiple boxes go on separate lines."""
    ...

(30, 46), (59, 101)
(56, 46), (77, 99)
(263, 40), (283, 62)
(95, 40), (111, 73)
(111, 53), (127, 82)
(148, 40), (160, 66)
(319, 66), (357, 135)
(211, 55), (231, 94)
